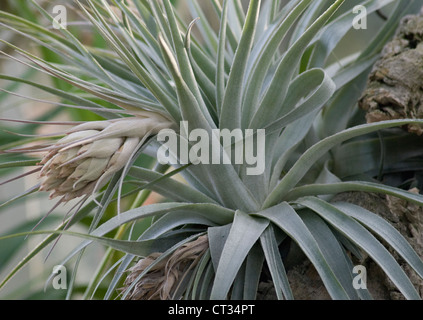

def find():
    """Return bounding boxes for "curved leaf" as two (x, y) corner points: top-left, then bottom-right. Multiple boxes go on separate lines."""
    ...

(128, 166), (217, 204)
(286, 181), (423, 207)
(308, 0), (399, 68)
(333, 202), (423, 280)
(140, 210), (218, 241)
(298, 196), (421, 300)
(249, 0), (344, 129)
(0, 229), (187, 257)
(299, 209), (360, 299)
(210, 211), (269, 299)
(259, 225), (292, 300)
(264, 68), (336, 135)
(159, 34), (260, 211)
(241, 0), (311, 126)
(255, 202), (350, 299)
(264, 119), (423, 208)
(219, 0), (261, 130)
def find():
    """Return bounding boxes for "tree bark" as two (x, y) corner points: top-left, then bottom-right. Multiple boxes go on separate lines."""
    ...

(359, 9), (423, 135)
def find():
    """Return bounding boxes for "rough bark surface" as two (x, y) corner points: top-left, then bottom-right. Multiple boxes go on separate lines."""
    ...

(359, 9), (423, 135)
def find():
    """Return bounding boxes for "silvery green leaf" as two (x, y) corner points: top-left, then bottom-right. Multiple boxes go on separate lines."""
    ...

(210, 211), (269, 299)
(298, 197), (421, 300)
(255, 201), (349, 299)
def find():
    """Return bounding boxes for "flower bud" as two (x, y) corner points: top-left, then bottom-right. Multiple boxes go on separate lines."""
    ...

(38, 114), (172, 201)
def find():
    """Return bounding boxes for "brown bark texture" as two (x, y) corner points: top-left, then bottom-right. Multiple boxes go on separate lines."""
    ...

(359, 9), (423, 135)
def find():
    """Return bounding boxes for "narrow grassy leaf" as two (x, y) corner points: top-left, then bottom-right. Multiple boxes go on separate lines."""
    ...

(140, 210), (218, 241)
(299, 209), (360, 299)
(286, 180), (423, 207)
(100, 203), (234, 236)
(249, 0), (344, 130)
(30, 0), (112, 81)
(159, 34), (260, 211)
(104, 253), (135, 300)
(242, 0), (311, 127)
(47, 203), (234, 286)
(263, 68), (336, 135)
(260, 225), (293, 300)
(2, 44), (160, 115)
(0, 229), (187, 257)
(184, 19), (218, 114)
(298, 196), (421, 300)
(158, 34), (215, 130)
(199, 261), (215, 299)
(219, 0), (261, 131)
(0, 74), (123, 116)
(186, 0), (218, 54)
(289, 0), (329, 45)
(162, 0), (209, 116)
(128, 166), (217, 204)
(333, 202), (423, 280)
(210, 0), (239, 53)
(255, 202), (349, 299)
(0, 159), (39, 169)
(268, 113), (315, 190)
(0, 199), (98, 289)
(77, 0), (180, 120)
(0, 184), (39, 209)
(161, 0), (191, 73)
(189, 249), (212, 299)
(147, 0), (173, 47)
(316, 72), (369, 138)
(333, 133), (423, 179)
(264, 119), (423, 208)
(0, 10), (75, 48)
(215, 0), (229, 114)
(308, 0), (407, 68)
(243, 243), (264, 300)
(330, 55), (378, 90)
(210, 211), (268, 299)
(231, 0), (246, 32)
(230, 262), (246, 299)
(0, 216), (59, 272)
(208, 223), (232, 273)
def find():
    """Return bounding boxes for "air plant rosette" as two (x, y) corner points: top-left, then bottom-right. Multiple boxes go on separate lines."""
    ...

(1, 0), (423, 301)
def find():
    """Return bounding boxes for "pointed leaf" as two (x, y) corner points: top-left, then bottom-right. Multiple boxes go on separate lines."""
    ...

(298, 196), (421, 300)
(264, 119), (423, 208)
(255, 202), (349, 299)
(210, 211), (269, 299)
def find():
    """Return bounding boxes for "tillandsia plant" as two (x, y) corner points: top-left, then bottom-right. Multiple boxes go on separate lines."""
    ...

(1, 0), (423, 300)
